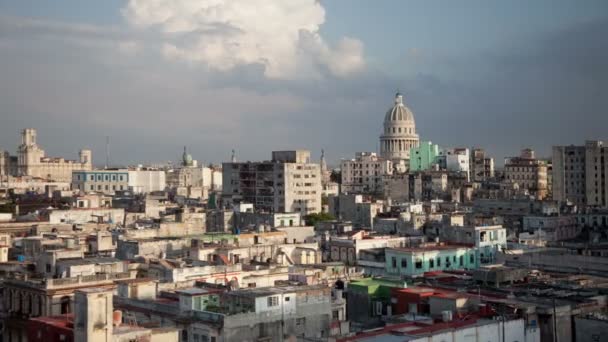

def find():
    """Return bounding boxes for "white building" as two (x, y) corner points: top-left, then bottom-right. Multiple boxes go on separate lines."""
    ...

(223, 150), (322, 214)
(341, 152), (392, 194)
(440, 147), (470, 180)
(128, 168), (166, 193)
(379, 93), (420, 171)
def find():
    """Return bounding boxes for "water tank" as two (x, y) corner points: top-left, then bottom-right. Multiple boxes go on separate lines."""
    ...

(442, 310), (453, 322)
(113, 310), (122, 326)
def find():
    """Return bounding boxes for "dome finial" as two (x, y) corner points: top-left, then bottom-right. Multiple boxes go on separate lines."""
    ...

(395, 91), (403, 105)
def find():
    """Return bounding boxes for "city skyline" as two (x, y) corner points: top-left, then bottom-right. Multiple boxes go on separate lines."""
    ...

(1, 0), (607, 165)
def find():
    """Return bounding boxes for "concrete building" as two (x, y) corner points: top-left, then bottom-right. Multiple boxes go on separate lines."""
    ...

(385, 243), (479, 277)
(0, 128), (92, 181)
(522, 215), (581, 242)
(434, 225), (506, 265)
(504, 149), (548, 199)
(72, 169), (129, 194)
(379, 93), (420, 171)
(470, 148), (495, 182)
(328, 231), (410, 265)
(338, 317), (539, 342)
(340, 152), (392, 194)
(113, 283), (339, 342)
(27, 288), (178, 342)
(409, 141), (440, 172)
(441, 147), (470, 179)
(127, 168), (166, 193)
(328, 194), (383, 228)
(223, 150), (322, 214)
(553, 140), (608, 207)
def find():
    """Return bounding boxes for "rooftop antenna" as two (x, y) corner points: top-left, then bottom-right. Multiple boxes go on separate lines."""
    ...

(105, 136), (110, 169)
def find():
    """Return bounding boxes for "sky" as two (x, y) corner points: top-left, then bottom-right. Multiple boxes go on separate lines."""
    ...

(0, 0), (607, 167)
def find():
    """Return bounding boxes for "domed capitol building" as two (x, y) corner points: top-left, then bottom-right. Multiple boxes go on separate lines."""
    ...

(379, 92), (420, 170)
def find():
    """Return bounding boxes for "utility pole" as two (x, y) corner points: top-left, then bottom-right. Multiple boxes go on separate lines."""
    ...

(105, 136), (110, 169)
(553, 297), (558, 342)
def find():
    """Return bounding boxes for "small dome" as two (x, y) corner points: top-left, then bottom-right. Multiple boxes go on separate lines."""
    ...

(182, 146), (193, 167)
(384, 93), (415, 123)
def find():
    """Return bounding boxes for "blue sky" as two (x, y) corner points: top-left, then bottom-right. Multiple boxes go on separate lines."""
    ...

(0, 0), (607, 166)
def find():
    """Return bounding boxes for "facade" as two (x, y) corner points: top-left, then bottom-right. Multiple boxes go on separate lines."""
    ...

(385, 244), (479, 277)
(328, 232), (409, 265)
(0, 129), (92, 181)
(435, 225), (507, 265)
(470, 148), (495, 182)
(328, 194), (383, 228)
(522, 215), (581, 241)
(223, 150), (322, 214)
(379, 93), (420, 170)
(72, 169), (129, 194)
(409, 141), (440, 172)
(127, 168), (166, 193)
(504, 149), (548, 199)
(553, 140), (607, 207)
(340, 152), (392, 194)
(442, 147), (470, 180)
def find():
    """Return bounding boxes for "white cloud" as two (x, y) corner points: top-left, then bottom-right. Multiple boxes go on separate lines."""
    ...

(122, 0), (365, 79)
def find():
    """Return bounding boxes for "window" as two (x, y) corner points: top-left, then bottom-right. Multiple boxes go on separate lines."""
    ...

(415, 259), (423, 269)
(90, 185), (94, 190)
(112, 175), (116, 181)
(401, 259), (407, 268)
(470, 254), (475, 263)
(267, 296), (279, 307)
(392, 257), (397, 268)
(296, 317), (306, 326)
(429, 259), (434, 268)
(459, 255), (464, 266)
(285, 296), (290, 302)
(437, 258), (441, 267)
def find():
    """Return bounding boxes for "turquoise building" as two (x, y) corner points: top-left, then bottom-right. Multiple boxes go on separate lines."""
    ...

(385, 244), (479, 277)
(409, 141), (441, 171)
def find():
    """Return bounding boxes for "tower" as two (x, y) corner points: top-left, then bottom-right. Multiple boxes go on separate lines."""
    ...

(74, 288), (113, 342)
(320, 149), (327, 174)
(79, 149), (92, 168)
(17, 128), (45, 177)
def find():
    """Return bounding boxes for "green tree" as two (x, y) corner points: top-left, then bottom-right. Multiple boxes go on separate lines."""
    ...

(304, 212), (335, 226)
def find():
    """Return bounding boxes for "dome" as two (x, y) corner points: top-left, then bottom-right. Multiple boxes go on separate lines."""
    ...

(379, 92), (420, 165)
(182, 146), (193, 167)
(384, 93), (415, 123)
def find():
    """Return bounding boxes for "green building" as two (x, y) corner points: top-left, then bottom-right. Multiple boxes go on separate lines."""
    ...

(385, 244), (479, 277)
(347, 278), (407, 324)
(409, 141), (441, 171)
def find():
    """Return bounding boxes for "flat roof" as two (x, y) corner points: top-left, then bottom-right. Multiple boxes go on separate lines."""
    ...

(388, 244), (473, 253)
